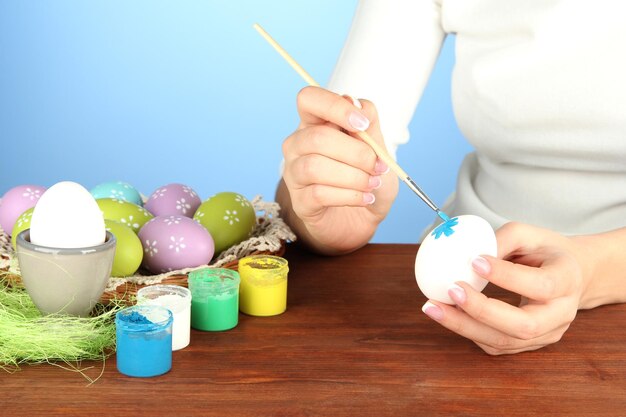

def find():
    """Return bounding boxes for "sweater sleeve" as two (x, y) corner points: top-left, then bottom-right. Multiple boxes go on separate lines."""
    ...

(327, 0), (446, 159)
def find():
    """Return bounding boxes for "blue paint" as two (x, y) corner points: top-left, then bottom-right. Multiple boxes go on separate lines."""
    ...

(431, 216), (459, 239)
(123, 311), (152, 324)
(116, 305), (173, 378)
(437, 211), (451, 223)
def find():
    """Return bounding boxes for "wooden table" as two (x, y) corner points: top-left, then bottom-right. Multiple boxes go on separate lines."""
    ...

(3, 243), (626, 416)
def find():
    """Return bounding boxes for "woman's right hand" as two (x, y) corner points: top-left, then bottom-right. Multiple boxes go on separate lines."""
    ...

(276, 86), (399, 255)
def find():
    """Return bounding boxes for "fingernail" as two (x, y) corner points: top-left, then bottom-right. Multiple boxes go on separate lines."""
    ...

(422, 301), (444, 321)
(472, 256), (491, 276)
(363, 192), (375, 205)
(349, 111), (370, 131)
(368, 176), (382, 190)
(344, 94), (363, 109)
(448, 284), (466, 305)
(374, 159), (389, 174)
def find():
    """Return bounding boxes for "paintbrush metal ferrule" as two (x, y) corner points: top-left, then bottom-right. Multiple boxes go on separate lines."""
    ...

(404, 177), (439, 212)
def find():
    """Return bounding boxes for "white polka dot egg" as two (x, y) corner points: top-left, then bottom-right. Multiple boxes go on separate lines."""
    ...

(193, 192), (256, 254)
(138, 215), (214, 273)
(144, 183), (201, 218)
(415, 215), (497, 304)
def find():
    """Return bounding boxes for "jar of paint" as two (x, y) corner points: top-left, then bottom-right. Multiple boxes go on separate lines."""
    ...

(115, 305), (173, 378)
(238, 255), (289, 317)
(136, 285), (191, 351)
(188, 268), (240, 331)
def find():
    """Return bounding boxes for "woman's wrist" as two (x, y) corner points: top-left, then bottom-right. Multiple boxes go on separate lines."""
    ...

(574, 228), (626, 310)
(275, 179), (378, 256)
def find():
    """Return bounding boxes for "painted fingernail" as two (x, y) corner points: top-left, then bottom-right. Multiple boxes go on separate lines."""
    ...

(363, 192), (375, 205)
(349, 111), (370, 131)
(471, 256), (491, 276)
(368, 176), (382, 190)
(448, 284), (466, 305)
(344, 94), (363, 109)
(422, 301), (444, 321)
(374, 159), (389, 174)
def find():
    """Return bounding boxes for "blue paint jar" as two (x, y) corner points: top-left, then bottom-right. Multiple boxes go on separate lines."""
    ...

(115, 305), (173, 377)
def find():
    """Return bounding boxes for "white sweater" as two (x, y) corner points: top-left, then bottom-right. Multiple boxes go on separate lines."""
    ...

(328, 0), (626, 235)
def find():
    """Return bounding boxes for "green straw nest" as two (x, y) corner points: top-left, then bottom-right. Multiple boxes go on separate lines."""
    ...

(0, 270), (126, 381)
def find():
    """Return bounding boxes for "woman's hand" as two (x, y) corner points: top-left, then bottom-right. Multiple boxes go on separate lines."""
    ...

(276, 86), (398, 255)
(421, 222), (600, 355)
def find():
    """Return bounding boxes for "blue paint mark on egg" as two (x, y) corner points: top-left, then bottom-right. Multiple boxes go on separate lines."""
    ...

(431, 217), (459, 239)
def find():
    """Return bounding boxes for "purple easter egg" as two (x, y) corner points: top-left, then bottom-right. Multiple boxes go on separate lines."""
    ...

(0, 185), (47, 235)
(144, 183), (201, 218)
(138, 215), (214, 273)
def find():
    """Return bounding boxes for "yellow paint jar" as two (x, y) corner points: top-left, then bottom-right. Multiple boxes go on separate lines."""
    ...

(238, 255), (288, 316)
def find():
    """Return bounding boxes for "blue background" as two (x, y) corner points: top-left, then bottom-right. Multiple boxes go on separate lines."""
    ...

(0, 1), (472, 243)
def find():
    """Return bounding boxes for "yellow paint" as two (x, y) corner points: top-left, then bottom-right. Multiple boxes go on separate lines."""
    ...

(238, 255), (288, 317)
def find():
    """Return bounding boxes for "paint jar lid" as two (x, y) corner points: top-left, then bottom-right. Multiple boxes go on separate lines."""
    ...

(188, 268), (240, 296)
(238, 255), (289, 286)
(116, 305), (173, 333)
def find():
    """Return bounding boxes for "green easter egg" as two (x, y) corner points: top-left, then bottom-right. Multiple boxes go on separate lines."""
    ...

(105, 219), (143, 277)
(97, 198), (153, 233)
(11, 207), (34, 250)
(193, 192), (256, 254)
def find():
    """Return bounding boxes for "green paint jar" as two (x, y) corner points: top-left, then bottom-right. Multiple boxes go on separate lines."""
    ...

(188, 268), (240, 331)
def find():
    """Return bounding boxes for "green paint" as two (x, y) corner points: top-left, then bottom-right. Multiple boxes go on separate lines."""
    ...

(188, 268), (240, 332)
(191, 290), (239, 331)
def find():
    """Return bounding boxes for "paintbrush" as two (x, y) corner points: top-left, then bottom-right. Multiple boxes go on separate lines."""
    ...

(253, 23), (449, 223)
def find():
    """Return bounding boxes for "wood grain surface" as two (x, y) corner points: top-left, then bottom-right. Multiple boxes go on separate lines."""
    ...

(3, 243), (626, 417)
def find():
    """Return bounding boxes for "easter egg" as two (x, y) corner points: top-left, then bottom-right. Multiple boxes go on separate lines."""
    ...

(144, 183), (201, 218)
(97, 198), (154, 233)
(138, 215), (214, 273)
(0, 185), (46, 235)
(91, 181), (143, 206)
(11, 207), (34, 250)
(415, 215), (497, 305)
(193, 192), (256, 254)
(105, 219), (143, 277)
(30, 181), (106, 248)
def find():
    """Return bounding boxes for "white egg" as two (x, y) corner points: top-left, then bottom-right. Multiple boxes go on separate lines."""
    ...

(30, 181), (106, 248)
(415, 215), (497, 305)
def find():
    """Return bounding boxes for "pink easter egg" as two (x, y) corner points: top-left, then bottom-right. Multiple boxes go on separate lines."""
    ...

(138, 215), (214, 273)
(144, 183), (201, 218)
(0, 185), (47, 235)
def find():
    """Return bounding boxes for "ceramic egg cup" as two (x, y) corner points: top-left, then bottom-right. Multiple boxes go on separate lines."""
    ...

(16, 229), (116, 317)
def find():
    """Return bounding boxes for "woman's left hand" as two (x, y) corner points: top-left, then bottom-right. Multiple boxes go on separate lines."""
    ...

(421, 222), (593, 355)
